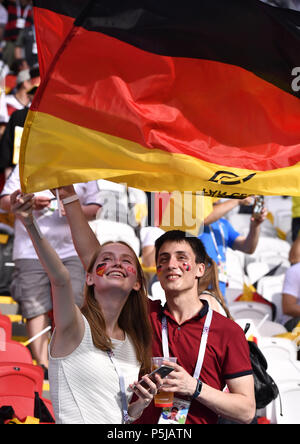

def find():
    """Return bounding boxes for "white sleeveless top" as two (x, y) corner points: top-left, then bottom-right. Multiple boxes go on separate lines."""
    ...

(48, 314), (140, 424)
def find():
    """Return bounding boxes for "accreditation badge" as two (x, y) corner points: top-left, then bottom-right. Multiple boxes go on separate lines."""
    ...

(32, 42), (38, 54)
(158, 398), (191, 424)
(217, 260), (228, 284)
(16, 18), (25, 29)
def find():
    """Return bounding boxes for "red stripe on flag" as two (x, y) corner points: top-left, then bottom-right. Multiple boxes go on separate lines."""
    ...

(34, 6), (75, 79)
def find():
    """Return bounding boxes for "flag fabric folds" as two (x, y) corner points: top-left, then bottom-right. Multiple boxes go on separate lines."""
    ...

(20, 0), (300, 197)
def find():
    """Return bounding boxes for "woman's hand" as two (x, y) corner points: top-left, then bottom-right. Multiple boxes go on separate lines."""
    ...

(10, 189), (35, 225)
(128, 373), (162, 420)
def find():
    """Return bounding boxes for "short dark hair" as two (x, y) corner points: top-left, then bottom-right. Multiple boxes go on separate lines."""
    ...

(155, 230), (207, 264)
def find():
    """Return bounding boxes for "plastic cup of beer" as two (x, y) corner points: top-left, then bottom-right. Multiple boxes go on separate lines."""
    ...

(152, 357), (177, 408)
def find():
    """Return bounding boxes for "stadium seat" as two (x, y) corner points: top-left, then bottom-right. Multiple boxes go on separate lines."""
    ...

(0, 313), (12, 345)
(259, 337), (298, 361)
(274, 209), (292, 241)
(246, 236), (290, 263)
(235, 318), (287, 339)
(0, 296), (18, 315)
(226, 213), (251, 237)
(0, 362), (43, 396)
(257, 275), (286, 323)
(274, 380), (300, 424)
(246, 261), (288, 286)
(0, 339), (33, 364)
(258, 357), (300, 423)
(264, 377), (300, 424)
(0, 362), (54, 422)
(229, 301), (273, 321)
(226, 248), (245, 290)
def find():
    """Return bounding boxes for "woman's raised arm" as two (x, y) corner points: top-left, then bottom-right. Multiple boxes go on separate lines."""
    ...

(10, 190), (83, 343)
(56, 185), (100, 270)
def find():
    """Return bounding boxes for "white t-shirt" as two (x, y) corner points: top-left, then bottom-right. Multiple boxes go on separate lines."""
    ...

(0, 166), (102, 260)
(5, 95), (26, 112)
(282, 263), (300, 324)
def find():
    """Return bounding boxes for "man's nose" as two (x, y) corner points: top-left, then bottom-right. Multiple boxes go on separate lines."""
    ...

(167, 256), (179, 269)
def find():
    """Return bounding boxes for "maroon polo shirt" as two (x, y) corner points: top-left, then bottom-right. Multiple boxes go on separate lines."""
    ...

(136, 299), (253, 425)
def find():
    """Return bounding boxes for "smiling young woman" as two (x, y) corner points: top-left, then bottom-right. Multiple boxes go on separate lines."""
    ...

(81, 242), (152, 375)
(10, 190), (158, 425)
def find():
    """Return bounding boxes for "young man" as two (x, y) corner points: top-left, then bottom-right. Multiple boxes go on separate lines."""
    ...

(53, 186), (256, 424)
(135, 230), (255, 424)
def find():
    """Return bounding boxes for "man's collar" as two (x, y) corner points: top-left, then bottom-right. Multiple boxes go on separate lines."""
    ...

(160, 299), (209, 325)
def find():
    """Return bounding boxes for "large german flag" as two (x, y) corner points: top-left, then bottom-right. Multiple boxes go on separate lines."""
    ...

(20, 0), (300, 197)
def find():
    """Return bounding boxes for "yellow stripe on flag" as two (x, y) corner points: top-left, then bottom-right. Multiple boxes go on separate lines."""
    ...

(20, 111), (300, 197)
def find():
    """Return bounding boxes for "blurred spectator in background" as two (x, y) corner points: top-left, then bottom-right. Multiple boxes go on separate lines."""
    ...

(289, 232), (300, 265)
(199, 197), (267, 301)
(0, 80), (34, 193)
(10, 55), (28, 75)
(5, 67), (31, 115)
(14, 23), (37, 68)
(0, 1), (8, 45)
(282, 243), (300, 332)
(0, 83), (35, 181)
(291, 196), (300, 242)
(0, 168), (101, 374)
(2, 0), (33, 69)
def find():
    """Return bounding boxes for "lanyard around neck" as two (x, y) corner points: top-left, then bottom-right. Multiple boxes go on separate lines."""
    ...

(209, 222), (226, 262)
(161, 307), (213, 380)
(107, 350), (130, 424)
(16, 0), (31, 19)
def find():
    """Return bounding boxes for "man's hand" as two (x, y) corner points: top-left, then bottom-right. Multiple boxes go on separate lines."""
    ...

(251, 206), (268, 225)
(32, 195), (53, 211)
(239, 196), (255, 206)
(160, 360), (198, 397)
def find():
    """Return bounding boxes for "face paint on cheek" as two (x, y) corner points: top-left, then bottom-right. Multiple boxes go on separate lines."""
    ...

(126, 265), (137, 276)
(183, 262), (191, 272)
(96, 263), (107, 277)
(156, 264), (163, 276)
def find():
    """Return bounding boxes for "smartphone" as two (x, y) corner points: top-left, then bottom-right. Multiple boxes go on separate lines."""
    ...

(253, 195), (264, 219)
(137, 365), (174, 389)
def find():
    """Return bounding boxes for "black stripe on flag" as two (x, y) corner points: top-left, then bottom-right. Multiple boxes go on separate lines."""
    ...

(74, 0), (300, 97)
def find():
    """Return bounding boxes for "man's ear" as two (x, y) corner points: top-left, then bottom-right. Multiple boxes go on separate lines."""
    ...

(196, 263), (205, 279)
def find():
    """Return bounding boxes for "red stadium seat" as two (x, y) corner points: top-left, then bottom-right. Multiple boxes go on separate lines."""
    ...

(0, 362), (54, 422)
(0, 362), (43, 396)
(0, 339), (33, 364)
(0, 314), (12, 346)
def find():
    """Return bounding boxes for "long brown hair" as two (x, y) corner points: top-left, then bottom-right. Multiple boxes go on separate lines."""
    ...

(198, 254), (233, 319)
(81, 242), (152, 375)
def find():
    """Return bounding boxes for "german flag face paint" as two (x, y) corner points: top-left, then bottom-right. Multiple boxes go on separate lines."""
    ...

(126, 265), (137, 276)
(156, 264), (163, 276)
(96, 263), (107, 277)
(183, 262), (191, 272)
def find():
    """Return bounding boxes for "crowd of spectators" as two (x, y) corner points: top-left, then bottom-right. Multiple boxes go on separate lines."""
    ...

(0, 0), (38, 192)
